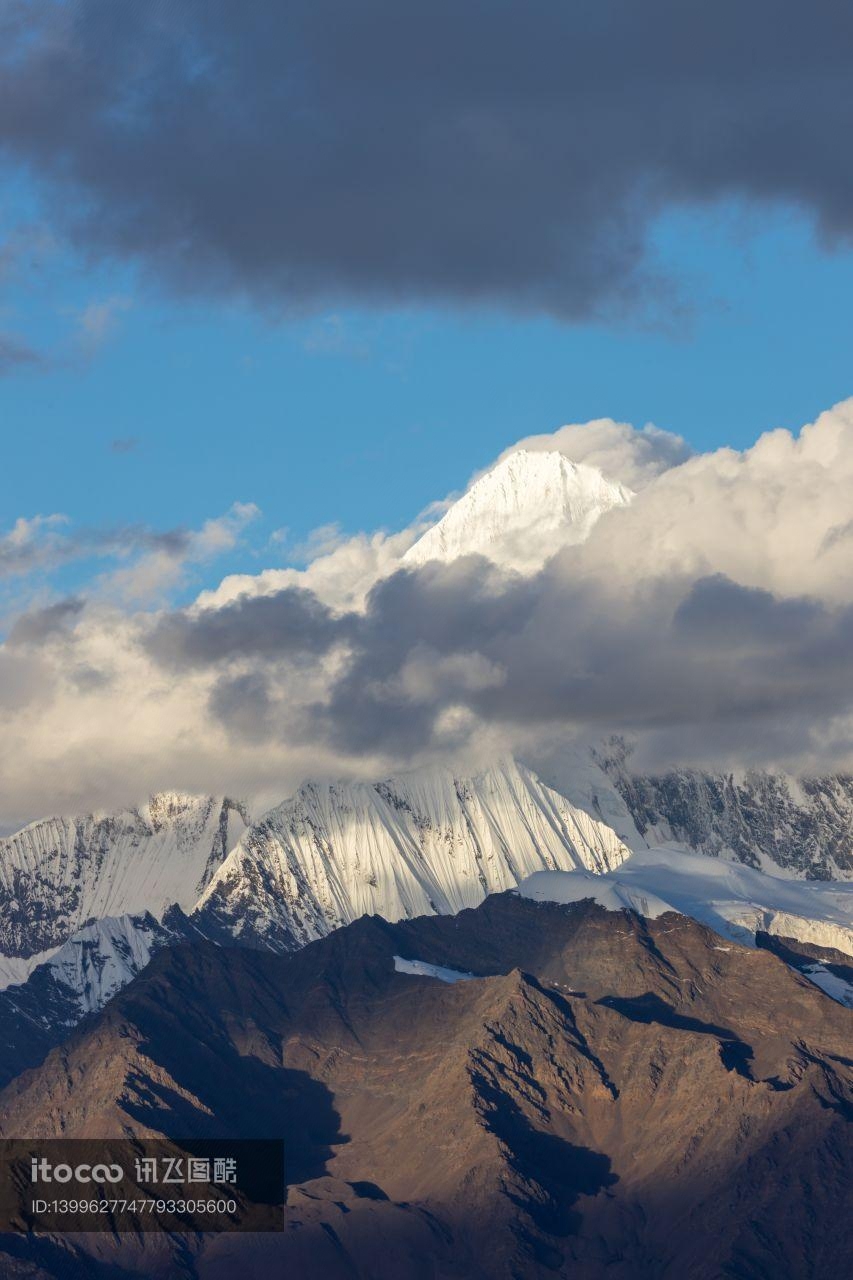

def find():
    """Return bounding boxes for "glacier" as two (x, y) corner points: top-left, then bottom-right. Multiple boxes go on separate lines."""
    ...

(393, 956), (476, 983)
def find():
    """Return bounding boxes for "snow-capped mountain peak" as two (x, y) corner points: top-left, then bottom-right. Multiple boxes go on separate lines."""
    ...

(192, 758), (632, 952)
(404, 449), (632, 572)
(0, 794), (249, 961)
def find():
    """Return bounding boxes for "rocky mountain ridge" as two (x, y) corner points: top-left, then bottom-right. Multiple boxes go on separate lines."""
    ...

(1, 893), (850, 1278)
(599, 740), (853, 880)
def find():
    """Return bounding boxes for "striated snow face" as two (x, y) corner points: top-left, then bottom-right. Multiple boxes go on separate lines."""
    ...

(193, 758), (631, 951)
(0, 795), (249, 960)
(404, 449), (632, 572)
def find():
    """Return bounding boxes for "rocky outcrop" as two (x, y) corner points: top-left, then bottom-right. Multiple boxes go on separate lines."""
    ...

(598, 739), (853, 879)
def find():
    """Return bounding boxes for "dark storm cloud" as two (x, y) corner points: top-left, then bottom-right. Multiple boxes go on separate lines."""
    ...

(7, 597), (85, 646)
(145, 587), (357, 668)
(356, 558), (540, 665)
(2, 2), (853, 318)
(208, 671), (274, 741)
(315, 567), (853, 757)
(146, 556), (853, 764)
(672, 576), (824, 648)
(320, 558), (539, 752)
(0, 518), (191, 581)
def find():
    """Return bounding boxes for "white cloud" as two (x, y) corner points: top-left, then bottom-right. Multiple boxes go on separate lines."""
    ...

(197, 520), (428, 613)
(1, 513), (71, 580)
(496, 417), (692, 489)
(4, 400), (853, 825)
(98, 502), (261, 605)
(577, 400), (853, 603)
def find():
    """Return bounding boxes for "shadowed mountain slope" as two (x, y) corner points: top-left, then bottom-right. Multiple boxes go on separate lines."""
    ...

(0, 894), (851, 1279)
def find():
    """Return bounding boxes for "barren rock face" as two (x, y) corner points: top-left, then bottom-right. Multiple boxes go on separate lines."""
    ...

(1, 893), (851, 1278)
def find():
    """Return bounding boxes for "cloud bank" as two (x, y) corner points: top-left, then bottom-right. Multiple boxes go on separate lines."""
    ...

(2, 2), (853, 319)
(2, 405), (853, 824)
(498, 420), (694, 490)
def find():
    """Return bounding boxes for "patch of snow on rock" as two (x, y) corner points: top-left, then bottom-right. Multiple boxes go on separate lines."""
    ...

(393, 956), (476, 983)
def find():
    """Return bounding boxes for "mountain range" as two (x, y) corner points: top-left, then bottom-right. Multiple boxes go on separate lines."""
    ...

(1, 445), (852, 1275)
(1, 892), (850, 1278)
(0, 793), (248, 966)
(2, 744), (852, 1078)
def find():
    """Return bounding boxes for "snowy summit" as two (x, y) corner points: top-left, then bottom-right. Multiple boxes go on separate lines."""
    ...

(404, 448), (632, 572)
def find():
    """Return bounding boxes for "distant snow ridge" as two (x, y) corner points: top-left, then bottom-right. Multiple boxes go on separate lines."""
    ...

(0, 907), (207, 1089)
(0, 914), (167, 1002)
(519, 846), (853, 957)
(193, 759), (631, 951)
(0, 794), (249, 961)
(404, 449), (632, 572)
(46, 914), (178, 1017)
(18, 912), (190, 1020)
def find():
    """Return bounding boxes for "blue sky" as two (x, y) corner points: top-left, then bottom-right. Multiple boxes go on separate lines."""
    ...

(3, 1), (853, 609)
(3, 198), (853, 605)
(5, 2), (853, 816)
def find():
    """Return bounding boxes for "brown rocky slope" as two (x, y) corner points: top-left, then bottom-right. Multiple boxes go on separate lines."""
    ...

(0, 893), (851, 1278)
